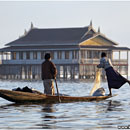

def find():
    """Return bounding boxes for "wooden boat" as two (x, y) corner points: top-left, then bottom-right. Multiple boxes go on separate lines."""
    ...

(0, 89), (114, 104)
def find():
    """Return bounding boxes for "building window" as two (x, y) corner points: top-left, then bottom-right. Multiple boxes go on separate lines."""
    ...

(75, 51), (79, 59)
(12, 52), (16, 60)
(26, 52), (30, 60)
(6, 52), (11, 60)
(19, 52), (23, 60)
(72, 51), (78, 59)
(87, 51), (92, 59)
(81, 50), (86, 58)
(72, 51), (75, 59)
(93, 51), (100, 59)
(50, 51), (54, 59)
(41, 51), (45, 59)
(33, 52), (37, 59)
(57, 51), (62, 59)
(65, 51), (69, 59)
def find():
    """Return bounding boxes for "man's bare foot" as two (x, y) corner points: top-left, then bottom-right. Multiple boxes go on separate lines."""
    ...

(108, 93), (112, 96)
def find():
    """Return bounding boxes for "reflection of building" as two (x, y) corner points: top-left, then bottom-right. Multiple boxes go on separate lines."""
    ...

(0, 21), (129, 80)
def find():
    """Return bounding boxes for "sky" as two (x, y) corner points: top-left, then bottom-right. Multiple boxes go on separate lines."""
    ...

(0, 1), (130, 49)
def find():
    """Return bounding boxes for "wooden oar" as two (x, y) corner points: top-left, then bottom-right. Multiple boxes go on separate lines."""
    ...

(55, 78), (61, 103)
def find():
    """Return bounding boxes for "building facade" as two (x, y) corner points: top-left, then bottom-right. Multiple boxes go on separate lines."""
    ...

(0, 22), (129, 80)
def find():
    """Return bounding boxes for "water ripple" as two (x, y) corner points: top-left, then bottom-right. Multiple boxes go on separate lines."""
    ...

(0, 80), (130, 129)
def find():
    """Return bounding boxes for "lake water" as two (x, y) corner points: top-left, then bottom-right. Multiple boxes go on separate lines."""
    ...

(0, 80), (130, 130)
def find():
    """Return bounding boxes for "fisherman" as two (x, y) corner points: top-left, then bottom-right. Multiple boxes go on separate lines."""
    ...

(41, 53), (57, 95)
(97, 52), (130, 96)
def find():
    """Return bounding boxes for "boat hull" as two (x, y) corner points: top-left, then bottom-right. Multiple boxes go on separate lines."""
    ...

(0, 89), (113, 103)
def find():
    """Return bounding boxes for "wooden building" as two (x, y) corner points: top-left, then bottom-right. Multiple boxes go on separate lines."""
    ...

(0, 22), (129, 80)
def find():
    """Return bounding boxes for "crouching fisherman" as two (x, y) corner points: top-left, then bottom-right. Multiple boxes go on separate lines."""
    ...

(97, 52), (130, 96)
(41, 53), (57, 95)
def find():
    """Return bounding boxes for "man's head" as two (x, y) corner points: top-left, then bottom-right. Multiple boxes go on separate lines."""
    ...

(101, 52), (107, 58)
(45, 53), (51, 60)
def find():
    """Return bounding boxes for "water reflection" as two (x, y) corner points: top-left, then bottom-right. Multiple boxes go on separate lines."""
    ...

(95, 100), (123, 114)
(0, 103), (58, 129)
(106, 100), (123, 112)
(42, 104), (55, 113)
(37, 104), (57, 129)
(0, 103), (21, 109)
(42, 104), (56, 121)
(94, 100), (125, 129)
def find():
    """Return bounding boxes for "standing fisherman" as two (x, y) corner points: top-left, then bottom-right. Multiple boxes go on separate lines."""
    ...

(97, 52), (130, 95)
(41, 53), (57, 95)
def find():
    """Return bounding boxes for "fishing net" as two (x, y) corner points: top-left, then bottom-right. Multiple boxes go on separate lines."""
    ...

(90, 68), (101, 96)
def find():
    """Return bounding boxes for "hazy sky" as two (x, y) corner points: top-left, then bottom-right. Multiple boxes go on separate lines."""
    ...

(0, 1), (130, 49)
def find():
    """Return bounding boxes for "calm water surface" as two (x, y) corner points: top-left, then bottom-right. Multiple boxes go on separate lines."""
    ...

(0, 80), (130, 130)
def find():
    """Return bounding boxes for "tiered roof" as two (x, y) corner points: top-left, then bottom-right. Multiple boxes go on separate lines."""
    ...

(0, 22), (129, 51)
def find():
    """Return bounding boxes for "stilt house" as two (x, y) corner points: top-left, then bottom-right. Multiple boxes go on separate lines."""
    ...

(0, 22), (129, 80)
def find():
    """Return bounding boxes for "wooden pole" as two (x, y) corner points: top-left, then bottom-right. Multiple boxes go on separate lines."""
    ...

(55, 79), (61, 103)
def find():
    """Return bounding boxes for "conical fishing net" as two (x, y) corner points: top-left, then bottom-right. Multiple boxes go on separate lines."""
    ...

(90, 69), (101, 96)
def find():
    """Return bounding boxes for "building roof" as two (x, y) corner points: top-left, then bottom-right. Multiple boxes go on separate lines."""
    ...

(0, 45), (129, 52)
(80, 45), (130, 51)
(0, 45), (80, 52)
(6, 27), (90, 46)
(5, 25), (118, 47)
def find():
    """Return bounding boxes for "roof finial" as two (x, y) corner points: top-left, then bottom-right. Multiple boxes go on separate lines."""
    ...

(31, 22), (34, 29)
(98, 27), (100, 33)
(90, 20), (92, 27)
(24, 29), (27, 35)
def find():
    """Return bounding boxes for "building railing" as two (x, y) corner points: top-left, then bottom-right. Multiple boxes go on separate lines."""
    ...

(80, 59), (128, 65)
(80, 59), (99, 64)
(1, 59), (80, 65)
(111, 59), (128, 65)
(0, 59), (128, 65)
